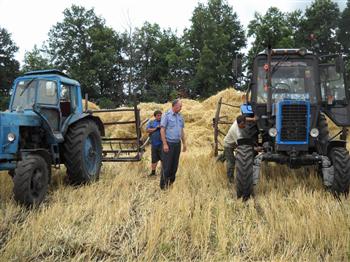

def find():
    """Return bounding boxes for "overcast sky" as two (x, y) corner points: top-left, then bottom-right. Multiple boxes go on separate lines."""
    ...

(0, 0), (347, 63)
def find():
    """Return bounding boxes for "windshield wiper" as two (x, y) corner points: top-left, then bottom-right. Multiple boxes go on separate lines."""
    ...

(19, 78), (35, 96)
(271, 55), (289, 76)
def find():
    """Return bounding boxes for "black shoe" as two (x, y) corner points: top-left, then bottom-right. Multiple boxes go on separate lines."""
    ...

(149, 172), (156, 176)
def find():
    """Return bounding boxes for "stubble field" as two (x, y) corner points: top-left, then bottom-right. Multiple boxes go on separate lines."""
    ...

(0, 89), (349, 261)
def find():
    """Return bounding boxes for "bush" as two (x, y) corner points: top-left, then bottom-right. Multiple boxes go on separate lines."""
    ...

(97, 97), (116, 109)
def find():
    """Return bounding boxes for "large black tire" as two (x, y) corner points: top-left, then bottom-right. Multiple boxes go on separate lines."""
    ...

(246, 122), (259, 145)
(235, 145), (254, 200)
(63, 120), (102, 185)
(317, 114), (329, 154)
(13, 155), (49, 206)
(329, 147), (350, 196)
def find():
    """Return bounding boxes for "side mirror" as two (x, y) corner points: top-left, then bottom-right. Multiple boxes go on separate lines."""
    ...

(335, 55), (345, 74)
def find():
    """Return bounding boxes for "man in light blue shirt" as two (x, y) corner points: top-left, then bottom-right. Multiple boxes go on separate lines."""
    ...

(160, 99), (187, 189)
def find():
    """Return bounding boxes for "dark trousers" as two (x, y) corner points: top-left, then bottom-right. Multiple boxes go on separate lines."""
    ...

(160, 142), (181, 189)
(224, 146), (235, 179)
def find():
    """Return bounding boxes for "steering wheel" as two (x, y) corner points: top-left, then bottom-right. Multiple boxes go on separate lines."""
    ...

(272, 82), (291, 93)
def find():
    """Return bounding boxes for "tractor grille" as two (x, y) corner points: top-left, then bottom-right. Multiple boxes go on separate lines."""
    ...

(280, 104), (308, 141)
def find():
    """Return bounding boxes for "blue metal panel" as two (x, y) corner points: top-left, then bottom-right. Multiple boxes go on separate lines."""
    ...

(276, 100), (310, 145)
(0, 111), (41, 154)
(240, 104), (253, 115)
(0, 161), (16, 171)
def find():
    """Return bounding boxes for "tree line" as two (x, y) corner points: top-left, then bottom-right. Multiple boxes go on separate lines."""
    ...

(0, 0), (349, 109)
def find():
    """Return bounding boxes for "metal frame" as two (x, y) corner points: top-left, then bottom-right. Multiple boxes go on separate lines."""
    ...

(89, 101), (148, 162)
(212, 97), (240, 156)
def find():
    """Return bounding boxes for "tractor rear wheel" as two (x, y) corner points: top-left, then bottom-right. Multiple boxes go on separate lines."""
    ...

(63, 120), (102, 185)
(235, 144), (254, 200)
(329, 147), (350, 196)
(13, 154), (49, 206)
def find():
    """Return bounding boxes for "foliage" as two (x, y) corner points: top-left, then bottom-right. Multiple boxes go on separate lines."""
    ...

(184, 0), (246, 97)
(246, 8), (303, 72)
(123, 22), (181, 103)
(97, 97), (116, 109)
(298, 0), (340, 55)
(0, 27), (20, 98)
(22, 45), (52, 73)
(47, 5), (125, 106)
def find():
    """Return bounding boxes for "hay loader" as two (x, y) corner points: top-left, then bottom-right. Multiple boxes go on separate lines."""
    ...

(214, 48), (350, 199)
(0, 70), (147, 206)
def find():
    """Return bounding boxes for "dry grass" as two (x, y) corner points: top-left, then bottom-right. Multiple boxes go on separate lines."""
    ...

(0, 88), (350, 261)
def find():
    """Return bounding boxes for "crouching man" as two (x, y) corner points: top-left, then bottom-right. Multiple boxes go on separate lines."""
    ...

(223, 115), (252, 183)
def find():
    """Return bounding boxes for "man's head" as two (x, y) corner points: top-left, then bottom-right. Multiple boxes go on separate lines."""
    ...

(154, 110), (162, 121)
(236, 115), (246, 129)
(172, 99), (182, 113)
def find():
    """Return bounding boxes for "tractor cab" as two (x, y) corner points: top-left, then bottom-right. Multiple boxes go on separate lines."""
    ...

(10, 70), (82, 142)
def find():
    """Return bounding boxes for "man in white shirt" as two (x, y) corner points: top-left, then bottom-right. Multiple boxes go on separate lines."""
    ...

(223, 115), (249, 183)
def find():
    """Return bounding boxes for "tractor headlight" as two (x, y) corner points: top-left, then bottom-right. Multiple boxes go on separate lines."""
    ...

(268, 128), (277, 137)
(310, 128), (319, 138)
(7, 133), (16, 142)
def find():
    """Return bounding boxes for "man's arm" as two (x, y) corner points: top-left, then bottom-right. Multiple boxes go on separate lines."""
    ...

(181, 129), (187, 152)
(160, 127), (169, 152)
(146, 126), (159, 134)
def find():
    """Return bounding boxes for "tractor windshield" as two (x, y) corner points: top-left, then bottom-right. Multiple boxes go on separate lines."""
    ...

(12, 79), (58, 110)
(257, 59), (317, 104)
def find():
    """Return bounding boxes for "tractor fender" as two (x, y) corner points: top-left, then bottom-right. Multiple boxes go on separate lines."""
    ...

(20, 149), (51, 165)
(64, 113), (105, 137)
(327, 140), (347, 155)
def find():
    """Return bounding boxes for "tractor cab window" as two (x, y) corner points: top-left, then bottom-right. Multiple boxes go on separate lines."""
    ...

(37, 80), (58, 105)
(257, 59), (317, 104)
(12, 79), (58, 110)
(320, 65), (347, 105)
(60, 84), (77, 117)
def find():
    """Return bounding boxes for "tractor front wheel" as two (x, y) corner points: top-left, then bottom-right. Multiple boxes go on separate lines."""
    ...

(13, 155), (49, 206)
(235, 144), (254, 200)
(329, 147), (350, 196)
(63, 120), (102, 185)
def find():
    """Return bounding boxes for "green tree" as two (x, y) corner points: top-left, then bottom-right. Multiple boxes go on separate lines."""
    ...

(124, 22), (181, 102)
(22, 45), (52, 72)
(0, 27), (20, 109)
(247, 7), (302, 71)
(47, 5), (125, 105)
(298, 0), (340, 55)
(184, 0), (246, 97)
(338, 0), (350, 82)
(338, 0), (350, 54)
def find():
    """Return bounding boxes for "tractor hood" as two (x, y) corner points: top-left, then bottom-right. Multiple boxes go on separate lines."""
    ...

(0, 110), (42, 155)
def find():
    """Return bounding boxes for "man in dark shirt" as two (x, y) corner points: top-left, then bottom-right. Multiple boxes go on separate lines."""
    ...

(146, 110), (163, 176)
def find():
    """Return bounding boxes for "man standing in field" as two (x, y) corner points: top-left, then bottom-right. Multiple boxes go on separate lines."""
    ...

(146, 110), (163, 176)
(223, 115), (249, 183)
(160, 99), (187, 189)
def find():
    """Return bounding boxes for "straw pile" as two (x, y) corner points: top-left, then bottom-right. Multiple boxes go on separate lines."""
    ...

(96, 88), (243, 153)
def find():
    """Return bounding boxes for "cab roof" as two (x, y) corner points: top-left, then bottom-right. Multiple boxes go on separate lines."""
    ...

(19, 70), (80, 86)
(257, 48), (314, 56)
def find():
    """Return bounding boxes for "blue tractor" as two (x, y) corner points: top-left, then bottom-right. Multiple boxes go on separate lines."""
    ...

(215, 48), (350, 199)
(0, 70), (144, 206)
